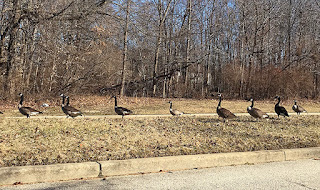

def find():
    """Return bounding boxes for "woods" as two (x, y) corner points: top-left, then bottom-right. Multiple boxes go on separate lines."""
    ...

(0, 0), (319, 100)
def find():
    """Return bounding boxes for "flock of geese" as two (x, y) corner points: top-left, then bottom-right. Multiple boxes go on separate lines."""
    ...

(0, 93), (307, 121)
(170, 94), (306, 122)
(13, 93), (133, 118)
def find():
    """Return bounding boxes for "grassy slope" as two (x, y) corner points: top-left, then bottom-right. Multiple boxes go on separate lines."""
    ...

(0, 115), (319, 167)
(0, 96), (320, 167)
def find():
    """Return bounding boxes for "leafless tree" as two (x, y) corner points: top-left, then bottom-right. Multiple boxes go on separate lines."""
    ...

(0, 0), (319, 100)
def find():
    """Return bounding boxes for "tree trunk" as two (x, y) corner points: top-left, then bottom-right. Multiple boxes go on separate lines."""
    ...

(120, 0), (130, 97)
(184, 0), (192, 92)
(152, 0), (172, 97)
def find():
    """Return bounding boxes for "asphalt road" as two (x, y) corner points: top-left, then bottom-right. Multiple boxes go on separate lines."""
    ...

(1, 159), (319, 190)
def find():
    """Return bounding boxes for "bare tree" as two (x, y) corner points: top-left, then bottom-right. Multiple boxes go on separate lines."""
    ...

(120, 0), (130, 97)
(152, 0), (172, 97)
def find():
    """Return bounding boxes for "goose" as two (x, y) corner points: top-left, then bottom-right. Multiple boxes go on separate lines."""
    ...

(41, 103), (49, 108)
(60, 94), (83, 118)
(168, 101), (184, 116)
(0, 111), (3, 114)
(111, 95), (133, 118)
(216, 94), (236, 122)
(292, 100), (307, 115)
(274, 96), (289, 118)
(247, 98), (269, 119)
(18, 93), (42, 118)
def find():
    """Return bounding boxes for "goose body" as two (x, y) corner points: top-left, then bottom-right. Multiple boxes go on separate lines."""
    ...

(112, 96), (133, 118)
(292, 100), (306, 115)
(60, 94), (83, 118)
(216, 94), (236, 122)
(18, 93), (42, 118)
(247, 98), (269, 119)
(274, 96), (289, 118)
(168, 101), (184, 116)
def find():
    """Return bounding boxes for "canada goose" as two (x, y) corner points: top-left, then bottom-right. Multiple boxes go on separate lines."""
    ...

(111, 96), (133, 118)
(247, 98), (269, 119)
(216, 94), (236, 122)
(0, 111), (3, 114)
(18, 93), (42, 118)
(274, 96), (289, 118)
(168, 101), (184, 116)
(60, 94), (83, 118)
(41, 103), (49, 108)
(292, 100), (307, 115)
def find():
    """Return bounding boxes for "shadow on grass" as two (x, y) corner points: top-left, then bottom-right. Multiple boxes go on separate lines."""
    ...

(198, 117), (272, 123)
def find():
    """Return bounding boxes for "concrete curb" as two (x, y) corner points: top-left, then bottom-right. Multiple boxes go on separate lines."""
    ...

(0, 162), (100, 186)
(99, 150), (285, 177)
(1, 147), (320, 186)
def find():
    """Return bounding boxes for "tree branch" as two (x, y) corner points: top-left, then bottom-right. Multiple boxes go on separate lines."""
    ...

(45, 1), (75, 20)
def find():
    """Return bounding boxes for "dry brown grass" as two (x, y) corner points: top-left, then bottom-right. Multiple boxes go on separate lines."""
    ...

(0, 115), (319, 167)
(0, 95), (320, 116)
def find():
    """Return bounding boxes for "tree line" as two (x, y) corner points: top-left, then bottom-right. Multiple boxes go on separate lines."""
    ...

(0, 0), (319, 100)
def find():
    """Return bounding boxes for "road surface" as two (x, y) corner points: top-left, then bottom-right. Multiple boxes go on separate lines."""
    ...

(1, 159), (319, 190)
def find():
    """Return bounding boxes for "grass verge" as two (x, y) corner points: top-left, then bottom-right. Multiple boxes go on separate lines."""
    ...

(0, 115), (319, 167)
(1, 96), (320, 116)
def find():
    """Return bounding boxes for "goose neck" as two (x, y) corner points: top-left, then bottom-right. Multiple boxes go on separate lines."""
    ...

(276, 97), (280, 106)
(66, 97), (70, 106)
(217, 96), (222, 108)
(114, 97), (118, 107)
(19, 95), (24, 107)
(61, 96), (65, 107)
